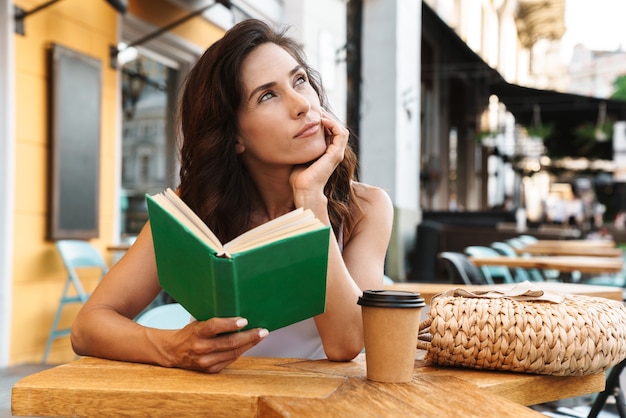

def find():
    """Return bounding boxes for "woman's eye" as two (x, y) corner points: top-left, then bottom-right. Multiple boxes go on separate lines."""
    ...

(260, 91), (275, 102)
(295, 75), (307, 86)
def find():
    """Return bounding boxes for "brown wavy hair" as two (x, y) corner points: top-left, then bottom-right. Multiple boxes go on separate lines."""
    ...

(177, 19), (360, 243)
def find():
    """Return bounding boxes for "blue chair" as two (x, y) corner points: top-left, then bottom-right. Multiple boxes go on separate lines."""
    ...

(43, 240), (108, 363)
(580, 248), (626, 290)
(517, 234), (538, 244)
(506, 237), (526, 251)
(490, 242), (532, 282)
(464, 246), (515, 284)
(135, 303), (191, 329)
(491, 241), (544, 282)
(507, 237), (556, 281)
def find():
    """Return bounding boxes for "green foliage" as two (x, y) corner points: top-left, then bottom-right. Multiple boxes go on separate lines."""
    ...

(475, 130), (497, 144)
(575, 120), (613, 141)
(525, 124), (553, 140)
(572, 120), (614, 154)
(612, 75), (626, 101)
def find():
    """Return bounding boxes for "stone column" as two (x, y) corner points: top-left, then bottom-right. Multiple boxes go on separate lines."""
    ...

(360, 0), (421, 281)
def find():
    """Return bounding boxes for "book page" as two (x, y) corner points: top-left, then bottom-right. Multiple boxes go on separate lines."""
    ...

(224, 208), (311, 250)
(152, 189), (225, 254)
(152, 189), (325, 257)
(227, 219), (325, 254)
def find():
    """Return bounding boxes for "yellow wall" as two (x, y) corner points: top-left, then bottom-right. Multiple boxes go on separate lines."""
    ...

(11, 0), (224, 365)
(12, 0), (120, 365)
(129, 0), (225, 45)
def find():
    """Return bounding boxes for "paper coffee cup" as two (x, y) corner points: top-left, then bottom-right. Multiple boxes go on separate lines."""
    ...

(358, 290), (425, 383)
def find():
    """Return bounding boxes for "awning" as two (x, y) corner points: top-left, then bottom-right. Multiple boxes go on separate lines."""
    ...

(422, 0), (626, 160)
(422, 3), (503, 85)
(491, 82), (626, 159)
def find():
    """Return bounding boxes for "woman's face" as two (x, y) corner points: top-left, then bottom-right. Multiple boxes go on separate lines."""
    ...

(236, 42), (327, 167)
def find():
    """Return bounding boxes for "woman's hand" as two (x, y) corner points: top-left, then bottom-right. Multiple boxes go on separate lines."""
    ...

(290, 111), (349, 214)
(162, 317), (268, 373)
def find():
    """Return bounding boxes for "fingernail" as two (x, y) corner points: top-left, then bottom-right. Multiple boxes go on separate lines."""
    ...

(236, 318), (248, 328)
(259, 329), (269, 338)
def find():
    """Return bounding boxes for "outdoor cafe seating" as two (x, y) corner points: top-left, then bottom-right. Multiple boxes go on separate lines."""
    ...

(42, 240), (108, 364)
(14, 223), (626, 417)
(424, 231), (626, 417)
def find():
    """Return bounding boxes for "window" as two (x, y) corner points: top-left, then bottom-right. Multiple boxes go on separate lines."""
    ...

(120, 53), (179, 237)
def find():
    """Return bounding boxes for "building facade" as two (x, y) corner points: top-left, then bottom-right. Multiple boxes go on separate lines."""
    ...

(568, 44), (626, 99)
(420, 0), (567, 212)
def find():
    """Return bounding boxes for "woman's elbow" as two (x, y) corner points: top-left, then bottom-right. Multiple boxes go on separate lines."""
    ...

(325, 341), (363, 362)
(70, 316), (90, 356)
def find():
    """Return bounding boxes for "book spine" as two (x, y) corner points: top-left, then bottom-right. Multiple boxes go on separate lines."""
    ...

(212, 257), (241, 320)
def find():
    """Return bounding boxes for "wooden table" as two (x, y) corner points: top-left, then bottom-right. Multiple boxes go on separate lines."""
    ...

(12, 355), (604, 417)
(518, 240), (621, 257)
(469, 255), (623, 282)
(530, 239), (616, 248)
(386, 281), (625, 305)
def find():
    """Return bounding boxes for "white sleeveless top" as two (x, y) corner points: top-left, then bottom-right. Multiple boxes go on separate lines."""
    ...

(243, 317), (326, 359)
(243, 226), (344, 360)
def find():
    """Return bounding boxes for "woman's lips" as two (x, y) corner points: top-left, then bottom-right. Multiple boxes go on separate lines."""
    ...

(294, 121), (321, 138)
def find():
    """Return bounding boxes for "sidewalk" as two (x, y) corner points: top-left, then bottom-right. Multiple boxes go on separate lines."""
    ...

(1, 363), (55, 418)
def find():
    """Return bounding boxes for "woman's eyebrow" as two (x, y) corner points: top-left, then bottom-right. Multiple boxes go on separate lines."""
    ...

(247, 65), (303, 101)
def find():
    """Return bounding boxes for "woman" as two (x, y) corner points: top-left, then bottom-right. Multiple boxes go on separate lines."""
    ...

(71, 19), (393, 373)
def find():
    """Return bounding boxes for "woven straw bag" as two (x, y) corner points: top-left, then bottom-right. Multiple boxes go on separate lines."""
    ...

(417, 288), (626, 376)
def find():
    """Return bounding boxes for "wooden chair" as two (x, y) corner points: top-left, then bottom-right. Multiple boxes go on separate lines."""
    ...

(42, 240), (108, 363)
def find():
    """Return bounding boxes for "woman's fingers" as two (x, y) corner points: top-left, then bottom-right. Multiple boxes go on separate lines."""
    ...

(319, 114), (348, 166)
(290, 111), (349, 209)
(194, 317), (250, 338)
(321, 111), (349, 150)
(193, 337), (269, 373)
(170, 317), (268, 373)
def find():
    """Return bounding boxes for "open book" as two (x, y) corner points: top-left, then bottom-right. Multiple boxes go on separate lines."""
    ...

(149, 188), (327, 257)
(146, 188), (330, 331)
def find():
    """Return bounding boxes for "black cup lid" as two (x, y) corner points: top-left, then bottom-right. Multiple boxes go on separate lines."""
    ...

(357, 289), (425, 308)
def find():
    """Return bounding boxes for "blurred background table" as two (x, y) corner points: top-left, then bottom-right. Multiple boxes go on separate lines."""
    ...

(468, 256), (623, 282)
(517, 240), (620, 257)
(527, 240), (616, 248)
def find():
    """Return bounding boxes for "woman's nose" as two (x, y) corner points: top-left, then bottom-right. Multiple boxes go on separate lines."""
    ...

(288, 91), (311, 118)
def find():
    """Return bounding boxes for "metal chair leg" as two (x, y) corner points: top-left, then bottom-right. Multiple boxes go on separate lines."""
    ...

(615, 383), (626, 418)
(588, 358), (626, 418)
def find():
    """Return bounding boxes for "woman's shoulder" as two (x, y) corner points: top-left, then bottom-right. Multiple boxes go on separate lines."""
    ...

(351, 181), (392, 205)
(350, 181), (393, 218)
(344, 182), (393, 244)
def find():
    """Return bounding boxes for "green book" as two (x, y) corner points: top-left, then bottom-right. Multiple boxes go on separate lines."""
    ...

(146, 188), (329, 331)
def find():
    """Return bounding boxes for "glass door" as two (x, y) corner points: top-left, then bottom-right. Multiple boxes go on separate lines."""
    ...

(119, 52), (179, 239)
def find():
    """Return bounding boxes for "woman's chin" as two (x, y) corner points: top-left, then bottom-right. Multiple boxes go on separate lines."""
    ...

(292, 136), (328, 164)
(300, 146), (327, 164)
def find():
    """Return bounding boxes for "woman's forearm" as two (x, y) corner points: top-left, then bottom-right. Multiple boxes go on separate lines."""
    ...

(71, 305), (175, 366)
(314, 238), (366, 361)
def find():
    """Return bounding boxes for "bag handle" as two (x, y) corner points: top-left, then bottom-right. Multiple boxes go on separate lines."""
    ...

(416, 317), (432, 350)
